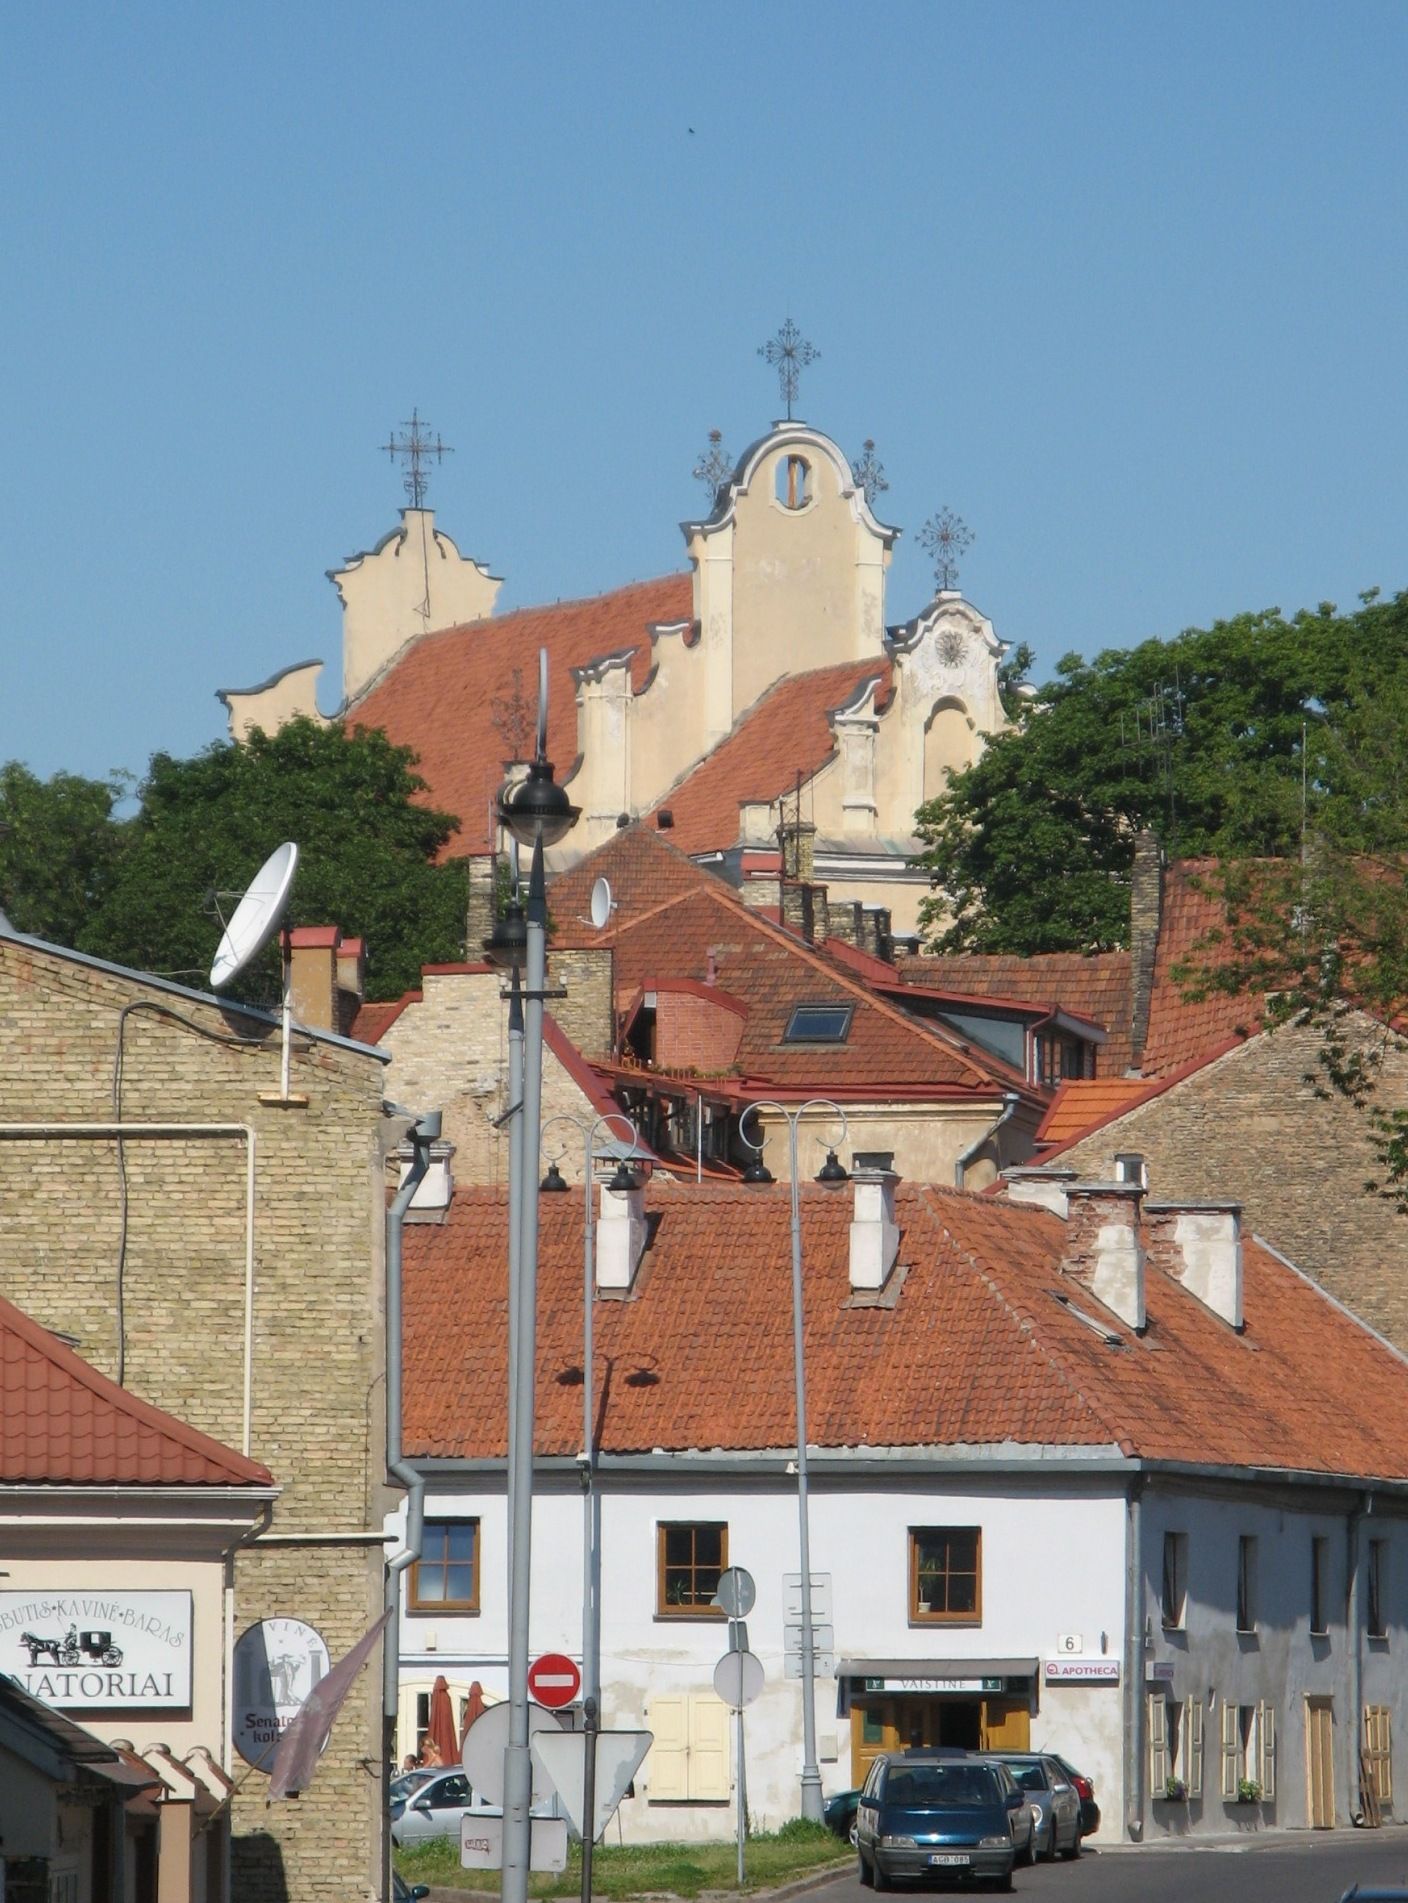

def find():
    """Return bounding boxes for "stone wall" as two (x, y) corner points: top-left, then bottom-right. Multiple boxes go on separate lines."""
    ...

(0, 938), (391, 1903)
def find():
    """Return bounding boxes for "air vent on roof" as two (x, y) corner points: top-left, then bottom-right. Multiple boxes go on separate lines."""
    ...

(656, 809), (674, 830)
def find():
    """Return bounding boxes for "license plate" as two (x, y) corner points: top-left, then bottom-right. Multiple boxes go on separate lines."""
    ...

(929, 1853), (970, 1866)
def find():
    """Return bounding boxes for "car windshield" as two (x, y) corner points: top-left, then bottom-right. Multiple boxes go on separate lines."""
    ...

(885, 1765), (998, 1808)
(1008, 1762), (1049, 1791)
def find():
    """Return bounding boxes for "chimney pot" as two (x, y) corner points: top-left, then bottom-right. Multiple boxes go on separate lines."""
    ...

(849, 1162), (900, 1292)
(596, 1176), (648, 1291)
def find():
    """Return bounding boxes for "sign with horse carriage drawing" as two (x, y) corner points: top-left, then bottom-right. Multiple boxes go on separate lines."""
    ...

(0, 1591), (193, 1709)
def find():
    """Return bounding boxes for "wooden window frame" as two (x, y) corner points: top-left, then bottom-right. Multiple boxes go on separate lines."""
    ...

(409, 1519), (481, 1614)
(909, 1526), (982, 1625)
(656, 1521), (728, 1619)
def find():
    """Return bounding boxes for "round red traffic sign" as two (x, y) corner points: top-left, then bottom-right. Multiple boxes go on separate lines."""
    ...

(528, 1652), (581, 1709)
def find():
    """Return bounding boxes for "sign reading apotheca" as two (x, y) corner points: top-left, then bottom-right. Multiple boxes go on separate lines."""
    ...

(0, 1590), (192, 1709)
(1044, 1658), (1120, 1685)
(233, 1618), (332, 1768)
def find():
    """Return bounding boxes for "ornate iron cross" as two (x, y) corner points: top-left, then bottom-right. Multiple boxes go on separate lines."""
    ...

(851, 439), (889, 507)
(692, 428), (733, 498)
(382, 408), (453, 509)
(758, 319), (819, 420)
(919, 507), (974, 592)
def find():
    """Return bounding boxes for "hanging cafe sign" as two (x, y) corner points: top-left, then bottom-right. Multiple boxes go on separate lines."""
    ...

(0, 1590), (193, 1709)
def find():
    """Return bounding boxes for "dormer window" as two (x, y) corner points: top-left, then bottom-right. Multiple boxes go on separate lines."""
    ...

(784, 1003), (853, 1043)
(776, 455), (812, 510)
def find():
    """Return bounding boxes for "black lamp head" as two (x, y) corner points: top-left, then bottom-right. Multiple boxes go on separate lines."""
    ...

(540, 1161), (569, 1193)
(741, 1156), (775, 1185)
(816, 1148), (849, 1186)
(482, 896), (528, 970)
(499, 757), (581, 848)
(606, 1159), (642, 1193)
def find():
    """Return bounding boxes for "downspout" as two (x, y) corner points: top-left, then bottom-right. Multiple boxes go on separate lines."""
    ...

(383, 1110), (442, 1725)
(954, 1091), (1021, 1191)
(1347, 1491), (1370, 1823)
(1124, 1476), (1146, 1840)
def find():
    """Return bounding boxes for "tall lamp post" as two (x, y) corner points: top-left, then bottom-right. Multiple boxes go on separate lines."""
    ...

(485, 651), (579, 1903)
(739, 1098), (849, 1824)
(541, 1111), (643, 1903)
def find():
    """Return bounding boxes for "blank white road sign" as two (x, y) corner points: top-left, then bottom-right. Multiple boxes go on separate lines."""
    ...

(460, 1813), (568, 1872)
(713, 1649), (764, 1709)
(531, 1728), (654, 1840)
(462, 1701), (568, 1806)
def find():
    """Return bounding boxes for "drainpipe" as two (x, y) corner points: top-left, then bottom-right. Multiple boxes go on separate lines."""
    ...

(954, 1091), (1021, 1191)
(1347, 1491), (1370, 1823)
(383, 1110), (442, 1724)
(1124, 1477), (1146, 1840)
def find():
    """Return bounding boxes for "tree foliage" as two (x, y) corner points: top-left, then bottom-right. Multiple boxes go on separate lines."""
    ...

(914, 593), (1408, 954)
(0, 762), (127, 948)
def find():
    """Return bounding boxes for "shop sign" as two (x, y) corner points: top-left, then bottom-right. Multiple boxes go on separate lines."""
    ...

(1044, 1658), (1120, 1685)
(1148, 1661), (1176, 1683)
(0, 1590), (193, 1709)
(232, 1617), (332, 1767)
(863, 1676), (1005, 1694)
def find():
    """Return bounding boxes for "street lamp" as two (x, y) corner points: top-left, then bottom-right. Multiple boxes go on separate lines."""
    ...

(490, 650), (579, 1903)
(739, 1098), (849, 1824)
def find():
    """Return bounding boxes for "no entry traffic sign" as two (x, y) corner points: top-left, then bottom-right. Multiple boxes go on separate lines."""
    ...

(528, 1652), (581, 1709)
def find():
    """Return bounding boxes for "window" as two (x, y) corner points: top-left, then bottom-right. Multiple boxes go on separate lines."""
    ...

(775, 454), (812, 510)
(1236, 1535), (1258, 1634)
(1311, 1535), (1330, 1636)
(910, 1526), (981, 1623)
(1149, 1694), (1203, 1797)
(783, 1003), (853, 1043)
(646, 1692), (730, 1800)
(658, 1522), (727, 1616)
(1220, 1702), (1277, 1800)
(1365, 1705), (1393, 1805)
(1368, 1540), (1387, 1639)
(410, 1520), (480, 1612)
(1161, 1532), (1187, 1630)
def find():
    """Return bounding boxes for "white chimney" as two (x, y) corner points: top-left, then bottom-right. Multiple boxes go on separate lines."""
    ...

(596, 1175), (648, 1291)
(1000, 1166), (1076, 1217)
(1063, 1181), (1146, 1331)
(1145, 1202), (1243, 1330)
(849, 1156), (900, 1292)
(398, 1139), (456, 1213)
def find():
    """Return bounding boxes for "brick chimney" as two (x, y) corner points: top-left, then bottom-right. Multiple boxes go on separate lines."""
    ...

(1062, 1180), (1146, 1330)
(1129, 831), (1163, 1071)
(288, 927), (341, 1031)
(466, 852), (498, 959)
(1145, 1201), (1243, 1330)
(596, 1174), (648, 1292)
(849, 1154), (900, 1292)
(1000, 1166), (1076, 1217)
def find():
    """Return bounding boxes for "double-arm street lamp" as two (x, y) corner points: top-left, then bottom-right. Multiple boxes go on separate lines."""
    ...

(739, 1099), (850, 1825)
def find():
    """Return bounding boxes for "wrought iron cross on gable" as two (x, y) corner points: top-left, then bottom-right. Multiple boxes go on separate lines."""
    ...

(758, 319), (819, 421)
(919, 507), (974, 592)
(382, 408), (453, 509)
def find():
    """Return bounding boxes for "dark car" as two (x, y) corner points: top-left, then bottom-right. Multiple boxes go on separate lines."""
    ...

(1046, 1752), (1101, 1838)
(392, 1878), (430, 1903)
(988, 1754), (1081, 1860)
(824, 1786), (861, 1843)
(856, 1751), (1025, 1892)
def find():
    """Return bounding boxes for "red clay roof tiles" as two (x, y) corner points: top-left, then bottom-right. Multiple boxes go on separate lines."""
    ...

(898, 952), (1135, 1076)
(1139, 860), (1263, 1077)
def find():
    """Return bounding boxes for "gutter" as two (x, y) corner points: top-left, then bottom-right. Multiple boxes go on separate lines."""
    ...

(1123, 1476), (1145, 1841)
(955, 1091), (1022, 1190)
(383, 1109), (441, 1722)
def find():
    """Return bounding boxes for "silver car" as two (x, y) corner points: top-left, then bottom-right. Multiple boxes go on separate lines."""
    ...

(991, 1753), (1082, 1860)
(390, 1768), (476, 1846)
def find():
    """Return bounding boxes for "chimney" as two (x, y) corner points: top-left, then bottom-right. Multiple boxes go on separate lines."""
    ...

(288, 926), (341, 1030)
(398, 1139), (457, 1217)
(466, 852), (498, 959)
(779, 819), (817, 882)
(335, 935), (366, 1036)
(1145, 1201), (1244, 1330)
(1062, 1180), (1146, 1330)
(596, 1173), (648, 1292)
(1000, 1165), (1077, 1217)
(849, 1154), (900, 1292)
(827, 901), (862, 947)
(860, 906), (892, 962)
(1129, 831), (1163, 1071)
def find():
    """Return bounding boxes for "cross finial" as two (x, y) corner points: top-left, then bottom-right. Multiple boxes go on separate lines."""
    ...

(382, 408), (453, 509)
(758, 319), (819, 421)
(919, 507), (974, 592)
(692, 428), (733, 500)
(851, 439), (889, 507)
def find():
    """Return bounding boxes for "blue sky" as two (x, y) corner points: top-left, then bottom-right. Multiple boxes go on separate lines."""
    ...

(5, 1), (1406, 787)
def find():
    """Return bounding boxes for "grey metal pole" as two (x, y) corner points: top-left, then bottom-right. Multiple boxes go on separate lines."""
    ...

(503, 839), (549, 1903)
(789, 1112), (824, 1823)
(735, 1703), (747, 1883)
(583, 1129), (598, 1712)
(505, 970), (525, 1571)
(581, 1694), (600, 1903)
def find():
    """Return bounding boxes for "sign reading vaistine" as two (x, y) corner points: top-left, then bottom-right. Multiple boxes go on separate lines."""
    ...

(0, 1590), (193, 1709)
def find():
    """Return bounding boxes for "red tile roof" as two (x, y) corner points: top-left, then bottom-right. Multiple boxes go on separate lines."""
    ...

(402, 1180), (1408, 1479)
(0, 1295), (275, 1487)
(348, 574), (694, 856)
(1139, 860), (1263, 1077)
(648, 659), (892, 852)
(1035, 1078), (1170, 1148)
(898, 952), (1135, 1076)
(349, 991), (421, 1044)
(552, 828), (1034, 1096)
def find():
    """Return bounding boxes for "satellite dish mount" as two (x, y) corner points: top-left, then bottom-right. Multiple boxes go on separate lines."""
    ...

(208, 842), (302, 1100)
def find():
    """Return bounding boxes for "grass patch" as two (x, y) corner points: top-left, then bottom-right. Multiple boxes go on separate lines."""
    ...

(395, 1819), (850, 1897)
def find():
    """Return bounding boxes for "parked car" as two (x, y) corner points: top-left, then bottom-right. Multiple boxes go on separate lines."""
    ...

(989, 1753), (1082, 1860)
(1046, 1752), (1100, 1838)
(390, 1767), (436, 1803)
(824, 1786), (862, 1843)
(855, 1750), (1027, 1892)
(390, 1768), (477, 1846)
(392, 1877), (430, 1902)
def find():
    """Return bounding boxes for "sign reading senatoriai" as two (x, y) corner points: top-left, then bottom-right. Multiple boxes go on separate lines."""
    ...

(0, 1590), (193, 1709)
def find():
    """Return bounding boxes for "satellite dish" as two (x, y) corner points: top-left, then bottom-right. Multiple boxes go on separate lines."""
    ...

(209, 842), (299, 990)
(589, 877), (614, 930)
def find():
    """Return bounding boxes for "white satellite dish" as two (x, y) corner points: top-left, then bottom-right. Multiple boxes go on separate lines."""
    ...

(589, 877), (614, 931)
(209, 843), (300, 989)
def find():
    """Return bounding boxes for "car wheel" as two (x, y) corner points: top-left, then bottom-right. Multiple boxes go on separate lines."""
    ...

(873, 1855), (891, 1892)
(1038, 1820), (1056, 1862)
(858, 1852), (873, 1889)
(1060, 1826), (1082, 1862)
(990, 1873), (1014, 1895)
(1017, 1823), (1036, 1867)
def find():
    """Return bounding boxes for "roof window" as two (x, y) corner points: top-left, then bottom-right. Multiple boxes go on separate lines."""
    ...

(784, 1003), (853, 1043)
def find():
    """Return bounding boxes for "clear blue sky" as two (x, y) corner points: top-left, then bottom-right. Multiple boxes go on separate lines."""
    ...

(5, 1), (1406, 787)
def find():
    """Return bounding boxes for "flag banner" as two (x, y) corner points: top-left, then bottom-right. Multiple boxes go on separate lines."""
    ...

(267, 1608), (392, 1801)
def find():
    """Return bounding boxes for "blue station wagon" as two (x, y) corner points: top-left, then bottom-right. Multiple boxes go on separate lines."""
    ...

(856, 1752), (1026, 1892)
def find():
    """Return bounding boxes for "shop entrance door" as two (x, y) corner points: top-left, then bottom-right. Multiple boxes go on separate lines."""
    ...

(1305, 1696), (1335, 1828)
(851, 1696), (1019, 1783)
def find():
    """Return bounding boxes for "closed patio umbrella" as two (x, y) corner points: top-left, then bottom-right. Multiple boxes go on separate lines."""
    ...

(426, 1674), (458, 1770)
(459, 1679), (486, 1755)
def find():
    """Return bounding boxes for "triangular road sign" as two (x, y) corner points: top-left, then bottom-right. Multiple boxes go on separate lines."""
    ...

(531, 1728), (653, 1840)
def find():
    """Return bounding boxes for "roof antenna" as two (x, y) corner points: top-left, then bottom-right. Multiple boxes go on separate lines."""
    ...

(209, 842), (301, 1099)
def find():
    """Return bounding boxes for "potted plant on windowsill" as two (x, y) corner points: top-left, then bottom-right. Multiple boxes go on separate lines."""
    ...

(1160, 1776), (1188, 1801)
(1235, 1778), (1263, 1804)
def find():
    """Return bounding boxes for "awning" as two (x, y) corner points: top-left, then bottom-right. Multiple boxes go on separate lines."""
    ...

(839, 1658), (1038, 1681)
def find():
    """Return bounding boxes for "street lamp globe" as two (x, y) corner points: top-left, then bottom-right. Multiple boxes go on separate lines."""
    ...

(815, 1149), (848, 1185)
(483, 895), (528, 969)
(499, 757), (581, 848)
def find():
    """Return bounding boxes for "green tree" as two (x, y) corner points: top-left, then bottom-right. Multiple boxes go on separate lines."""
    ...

(78, 719), (468, 1002)
(0, 762), (127, 947)
(914, 596), (1404, 953)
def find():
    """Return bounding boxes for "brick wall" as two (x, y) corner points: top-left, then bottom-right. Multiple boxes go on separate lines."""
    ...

(0, 940), (391, 1903)
(1055, 1018), (1408, 1348)
(655, 992), (744, 1072)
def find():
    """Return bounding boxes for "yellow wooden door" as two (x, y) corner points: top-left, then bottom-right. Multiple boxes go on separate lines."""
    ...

(981, 1699), (1031, 1750)
(852, 1700), (900, 1785)
(1305, 1697), (1335, 1828)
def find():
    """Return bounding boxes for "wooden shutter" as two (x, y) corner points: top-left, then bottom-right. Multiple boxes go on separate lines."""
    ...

(1187, 1698), (1204, 1798)
(1148, 1694), (1169, 1789)
(1220, 1702), (1239, 1799)
(1258, 1702), (1277, 1801)
(647, 1695), (689, 1801)
(688, 1694), (731, 1801)
(1365, 1706), (1392, 1805)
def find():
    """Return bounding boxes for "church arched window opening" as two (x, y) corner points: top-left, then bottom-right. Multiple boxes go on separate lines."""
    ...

(776, 454), (811, 510)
